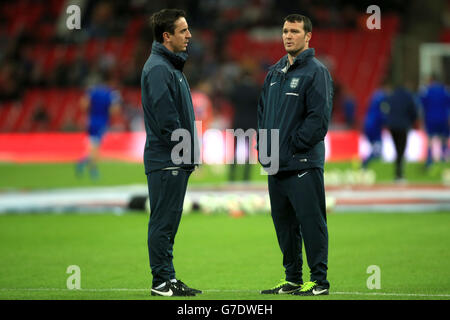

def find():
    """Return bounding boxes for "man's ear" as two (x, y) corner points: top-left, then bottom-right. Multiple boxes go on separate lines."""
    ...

(162, 31), (171, 42)
(305, 32), (312, 43)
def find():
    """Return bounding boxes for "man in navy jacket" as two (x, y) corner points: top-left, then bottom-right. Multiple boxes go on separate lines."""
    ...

(258, 14), (333, 296)
(141, 9), (200, 297)
(385, 84), (418, 181)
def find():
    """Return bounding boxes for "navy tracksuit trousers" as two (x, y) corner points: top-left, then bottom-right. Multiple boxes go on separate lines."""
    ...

(147, 168), (192, 287)
(268, 168), (329, 288)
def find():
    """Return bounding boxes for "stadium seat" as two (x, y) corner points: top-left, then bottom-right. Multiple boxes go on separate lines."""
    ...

(0, 102), (18, 132)
(0, 2), (399, 133)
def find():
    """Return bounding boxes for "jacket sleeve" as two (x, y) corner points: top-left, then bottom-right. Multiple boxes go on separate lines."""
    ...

(256, 74), (269, 151)
(409, 93), (419, 124)
(291, 67), (333, 151)
(144, 65), (181, 148)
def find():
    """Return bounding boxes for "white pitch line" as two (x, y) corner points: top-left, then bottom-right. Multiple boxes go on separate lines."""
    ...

(332, 291), (450, 298)
(0, 288), (147, 292)
(0, 288), (449, 298)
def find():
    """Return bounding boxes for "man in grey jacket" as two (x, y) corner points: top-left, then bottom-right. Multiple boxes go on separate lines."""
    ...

(258, 14), (333, 296)
(141, 8), (200, 297)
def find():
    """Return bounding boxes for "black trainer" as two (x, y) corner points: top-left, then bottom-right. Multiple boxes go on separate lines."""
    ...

(291, 281), (329, 296)
(260, 280), (302, 294)
(151, 281), (195, 297)
(173, 279), (202, 295)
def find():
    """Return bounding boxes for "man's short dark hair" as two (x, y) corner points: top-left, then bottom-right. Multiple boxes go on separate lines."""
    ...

(284, 14), (312, 33)
(150, 9), (186, 43)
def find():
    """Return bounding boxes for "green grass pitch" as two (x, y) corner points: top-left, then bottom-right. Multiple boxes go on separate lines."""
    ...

(0, 211), (449, 300)
(0, 160), (449, 300)
(0, 160), (448, 190)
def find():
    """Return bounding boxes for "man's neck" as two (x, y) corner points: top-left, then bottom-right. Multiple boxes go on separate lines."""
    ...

(163, 42), (176, 53)
(287, 47), (308, 65)
(287, 54), (295, 66)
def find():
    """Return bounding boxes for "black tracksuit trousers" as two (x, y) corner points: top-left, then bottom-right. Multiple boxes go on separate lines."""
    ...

(147, 168), (192, 287)
(389, 128), (408, 180)
(268, 168), (329, 288)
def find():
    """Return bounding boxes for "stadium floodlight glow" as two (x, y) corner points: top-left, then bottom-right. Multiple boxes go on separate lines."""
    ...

(170, 122), (280, 174)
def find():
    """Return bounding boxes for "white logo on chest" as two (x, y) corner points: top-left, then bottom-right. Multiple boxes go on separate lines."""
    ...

(290, 77), (299, 89)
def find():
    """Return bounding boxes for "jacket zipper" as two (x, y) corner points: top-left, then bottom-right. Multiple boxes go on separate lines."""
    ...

(276, 69), (286, 116)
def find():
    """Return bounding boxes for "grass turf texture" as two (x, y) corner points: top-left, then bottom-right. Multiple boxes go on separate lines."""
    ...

(0, 160), (448, 190)
(0, 212), (449, 300)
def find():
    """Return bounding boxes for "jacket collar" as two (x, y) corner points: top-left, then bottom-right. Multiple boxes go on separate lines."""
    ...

(151, 41), (188, 71)
(273, 48), (315, 72)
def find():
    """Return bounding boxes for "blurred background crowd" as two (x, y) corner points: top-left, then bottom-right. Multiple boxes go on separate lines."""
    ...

(0, 0), (449, 168)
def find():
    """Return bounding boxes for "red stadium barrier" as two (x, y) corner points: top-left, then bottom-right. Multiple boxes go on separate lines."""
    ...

(0, 130), (427, 163)
(0, 132), (144, 163)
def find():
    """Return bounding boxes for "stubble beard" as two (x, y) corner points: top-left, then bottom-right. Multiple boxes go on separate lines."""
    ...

(286, 45), (304, 60)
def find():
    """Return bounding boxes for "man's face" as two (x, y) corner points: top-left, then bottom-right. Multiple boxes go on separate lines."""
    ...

(164, 17), (191, 53)
(282, 20), (311, 57)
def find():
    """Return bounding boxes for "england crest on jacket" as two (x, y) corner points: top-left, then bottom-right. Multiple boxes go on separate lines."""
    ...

(290, 78), (299, 89)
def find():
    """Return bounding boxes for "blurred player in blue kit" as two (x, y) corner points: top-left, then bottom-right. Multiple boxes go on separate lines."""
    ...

(362, 82), (390, 168)
(419, 75), (450, 168)
(76, 73), (121, 179)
